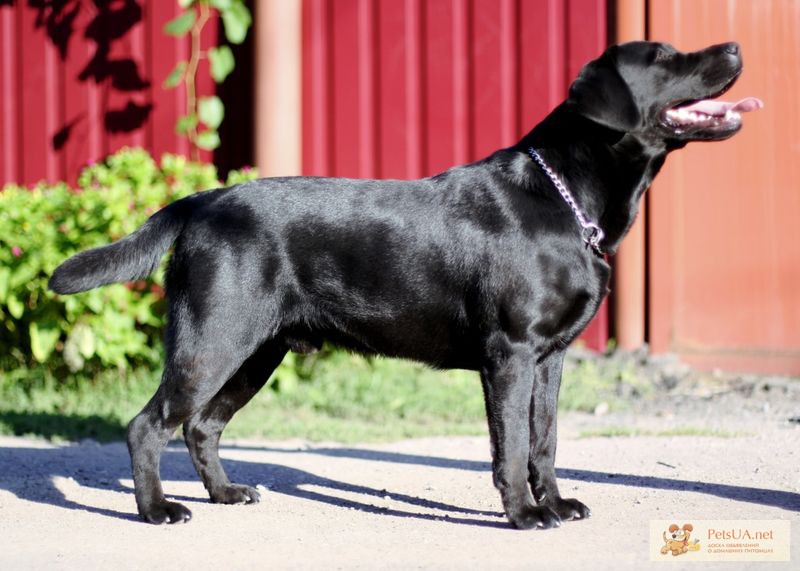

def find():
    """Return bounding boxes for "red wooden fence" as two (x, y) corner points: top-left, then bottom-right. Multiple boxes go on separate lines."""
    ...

(0, 0), (226, 186)
(301, 0), (609, 349)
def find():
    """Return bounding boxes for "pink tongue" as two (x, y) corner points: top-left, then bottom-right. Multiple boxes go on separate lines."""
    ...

(731, 97), (764, 112)
(681, 97), (764, 115)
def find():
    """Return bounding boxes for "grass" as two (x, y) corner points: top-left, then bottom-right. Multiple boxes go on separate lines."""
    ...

(559, 354), (651, 412)
(225, 353), (490, 442)
(578, 426), (749, 439)
(0, 352), (488, 443)
(0, 349), (652, 443)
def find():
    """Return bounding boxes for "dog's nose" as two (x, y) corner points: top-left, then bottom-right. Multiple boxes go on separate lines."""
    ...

(722, 42), (740, 55)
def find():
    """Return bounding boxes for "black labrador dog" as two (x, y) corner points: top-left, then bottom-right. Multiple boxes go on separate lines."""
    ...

(50, 41), (761, 528)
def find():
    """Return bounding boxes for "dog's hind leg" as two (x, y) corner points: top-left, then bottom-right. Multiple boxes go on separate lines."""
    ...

(183, 339), (288, 505)
(126, 310), (261, 524)
(527, 349), (591, 521)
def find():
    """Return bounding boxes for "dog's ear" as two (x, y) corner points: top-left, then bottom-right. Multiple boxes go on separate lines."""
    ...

(683, 524), (693, 532)
(669, 524), (679, 532)
(567, 50), (641, 132)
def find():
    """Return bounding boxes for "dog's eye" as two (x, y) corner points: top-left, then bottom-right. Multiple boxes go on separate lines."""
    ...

(654, 49), (674, 63)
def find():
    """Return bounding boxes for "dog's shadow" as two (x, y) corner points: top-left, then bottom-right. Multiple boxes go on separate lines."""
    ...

(0, 441), (508, 527)
(0, 442), (798, 526)
(247, 446), (800, 514)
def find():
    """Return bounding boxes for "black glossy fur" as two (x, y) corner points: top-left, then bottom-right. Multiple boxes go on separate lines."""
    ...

(50, 41), (747, 527)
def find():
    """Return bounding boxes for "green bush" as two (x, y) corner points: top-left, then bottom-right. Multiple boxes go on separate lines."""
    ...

(0, 148), (257, 381)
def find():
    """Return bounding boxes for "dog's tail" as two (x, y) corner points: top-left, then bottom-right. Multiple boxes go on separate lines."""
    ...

(49, 200), (190, 295)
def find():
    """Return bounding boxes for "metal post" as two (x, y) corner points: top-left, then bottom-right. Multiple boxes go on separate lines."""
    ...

(254, 0), (302, 177)
(613, 0), (647, 350)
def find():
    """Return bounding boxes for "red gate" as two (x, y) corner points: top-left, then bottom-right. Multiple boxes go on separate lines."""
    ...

(648, 0), (800, 373)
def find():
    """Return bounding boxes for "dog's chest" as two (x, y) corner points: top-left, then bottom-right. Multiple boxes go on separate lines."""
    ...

(493, 251), (610, 347)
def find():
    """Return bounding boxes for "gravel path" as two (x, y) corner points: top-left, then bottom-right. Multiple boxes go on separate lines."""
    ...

(1, 401), (798, 570)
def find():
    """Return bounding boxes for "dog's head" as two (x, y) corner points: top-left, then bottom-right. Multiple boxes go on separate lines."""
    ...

(567, 41), (762, 146)
(667, 523), (693, 541)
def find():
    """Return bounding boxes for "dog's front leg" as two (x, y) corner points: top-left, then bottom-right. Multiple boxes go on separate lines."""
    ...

(528, 349), (591, 521)
(481, 347), (562, 530)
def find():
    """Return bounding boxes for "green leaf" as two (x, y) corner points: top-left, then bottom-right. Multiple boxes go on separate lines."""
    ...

(7, 295), (24, 319)
(164, 10), (196, 37)
(178, 0), (196, 7)
(71, 323), (96, 359)
(62, 334), (84, 372)
(0, 267), (9, 302)
(208, 45), (235, 83)
(163, 61), (187, 89)
(209, 0), (232, 10)
(176, 114), (198, 135)
(221, 2), (251, 44)
(195, 130), (221, 150)
(198, 96), (225, 130)
(9, 262), (37, 289)
(30, 321), (60, 363)
(276, 370), (299, 394)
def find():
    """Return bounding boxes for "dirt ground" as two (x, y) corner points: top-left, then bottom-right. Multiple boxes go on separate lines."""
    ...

(1, 370), (799, 570)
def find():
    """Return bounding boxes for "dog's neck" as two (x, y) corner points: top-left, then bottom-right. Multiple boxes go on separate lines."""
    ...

(516, 104), (668, 255)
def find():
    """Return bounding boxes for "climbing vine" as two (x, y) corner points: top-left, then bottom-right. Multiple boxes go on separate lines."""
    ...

(162, 0), (252, 159)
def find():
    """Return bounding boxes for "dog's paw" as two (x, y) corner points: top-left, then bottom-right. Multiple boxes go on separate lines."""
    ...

(507, 505), (562, 530)
(210, 484), (261, 505)
(546, 497), (591, 521)
(140, 500), (192, 524)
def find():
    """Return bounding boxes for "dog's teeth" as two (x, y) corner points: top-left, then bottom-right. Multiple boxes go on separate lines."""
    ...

(724, 109), (741, 121)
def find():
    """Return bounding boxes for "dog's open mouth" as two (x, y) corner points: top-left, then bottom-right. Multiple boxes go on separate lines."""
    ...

(662, 96), (763, 132)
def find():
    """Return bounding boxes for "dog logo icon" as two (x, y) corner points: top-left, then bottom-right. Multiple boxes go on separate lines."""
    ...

(661, 523), (701, 556)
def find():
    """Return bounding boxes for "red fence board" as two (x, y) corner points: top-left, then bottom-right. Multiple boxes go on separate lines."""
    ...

(377, 0), (411, 179)
(301, 0), (609, 349)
